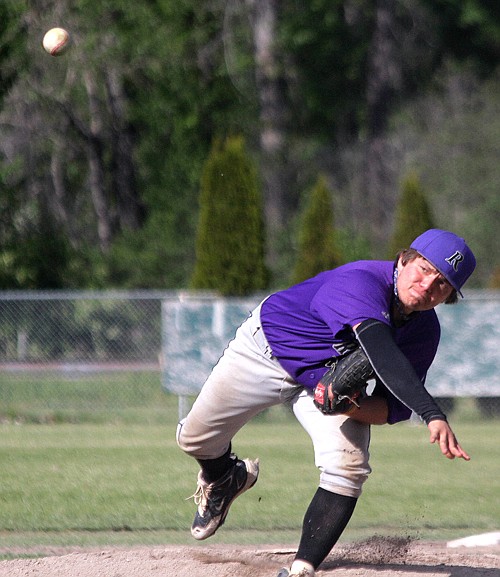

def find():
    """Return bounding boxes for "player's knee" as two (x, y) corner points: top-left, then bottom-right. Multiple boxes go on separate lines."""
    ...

(317, 449), (371, 497)
(176, 417), (221, 459)
(176, 418), (193, 454)
(176, 418), (201, 456)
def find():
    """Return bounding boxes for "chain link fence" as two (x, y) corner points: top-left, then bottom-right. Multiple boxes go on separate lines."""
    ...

(0, 290), (166, 365)
(0, 290), (499, 423)
(0, 290), (173, 423)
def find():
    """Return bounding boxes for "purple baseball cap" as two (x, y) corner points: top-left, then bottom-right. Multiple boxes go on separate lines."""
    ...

(410, 229), (476, 297)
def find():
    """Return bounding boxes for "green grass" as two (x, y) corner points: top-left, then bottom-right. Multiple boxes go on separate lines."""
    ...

(0, 377), (498, 556)
(0, 403), (499, 558)
(0, 371), (174, 424)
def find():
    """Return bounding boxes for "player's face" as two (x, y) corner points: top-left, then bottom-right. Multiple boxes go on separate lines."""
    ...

(396, 256), (454, 313)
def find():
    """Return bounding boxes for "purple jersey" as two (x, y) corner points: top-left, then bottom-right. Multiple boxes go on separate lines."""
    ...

(260, 260), (441, 423)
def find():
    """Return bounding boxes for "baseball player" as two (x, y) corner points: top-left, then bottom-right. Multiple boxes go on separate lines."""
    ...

(177, 229), (476, 577)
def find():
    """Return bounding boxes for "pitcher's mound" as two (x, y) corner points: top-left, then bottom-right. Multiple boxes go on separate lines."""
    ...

(1, 537), (499, 577)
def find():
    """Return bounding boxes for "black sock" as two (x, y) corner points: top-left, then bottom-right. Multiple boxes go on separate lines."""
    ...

(196, 446), (233, 484)
(295, 487), (357, 569)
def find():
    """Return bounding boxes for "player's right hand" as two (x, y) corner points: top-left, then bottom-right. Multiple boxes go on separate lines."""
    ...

(427, 419), (471, 460)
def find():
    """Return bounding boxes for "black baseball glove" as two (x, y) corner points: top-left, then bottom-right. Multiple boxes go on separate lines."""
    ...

(313, 347), (375, 415)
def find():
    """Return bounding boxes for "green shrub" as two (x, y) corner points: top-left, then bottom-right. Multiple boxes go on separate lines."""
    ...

(291, 175), (341, 284)
(387, 170), (435, 258)
(190, 136), (269, 296)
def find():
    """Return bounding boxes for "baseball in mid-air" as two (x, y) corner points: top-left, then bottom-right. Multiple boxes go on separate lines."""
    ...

(42, 27), (70, 56)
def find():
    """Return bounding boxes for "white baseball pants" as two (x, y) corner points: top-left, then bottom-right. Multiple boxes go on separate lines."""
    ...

(176, 303), (372, 497)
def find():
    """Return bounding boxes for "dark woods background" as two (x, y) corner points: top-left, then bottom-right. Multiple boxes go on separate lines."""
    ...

(0, 0), (499, 293)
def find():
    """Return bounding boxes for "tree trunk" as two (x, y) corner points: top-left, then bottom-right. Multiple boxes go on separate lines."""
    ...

(49, 134), (69, 228)
(106, 66), (146, 231)
(363, 0), (402, 254)
(84, 70), (113, 253)
(246, 0), (289, 271)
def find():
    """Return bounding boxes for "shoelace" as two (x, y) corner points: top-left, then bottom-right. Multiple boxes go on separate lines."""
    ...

(186, 479), (211, 513)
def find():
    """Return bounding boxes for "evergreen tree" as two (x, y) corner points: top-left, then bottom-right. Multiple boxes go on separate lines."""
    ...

(291, 175), (341, 284)
(487, 267), (500, 290)
(190, 136), (268, 296)
(387, 171), (435, 258)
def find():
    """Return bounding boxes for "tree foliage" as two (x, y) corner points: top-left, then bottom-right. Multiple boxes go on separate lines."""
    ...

(0, 0), (498, 289)
(0, 1), (27, 108)
(488, 267), (500, 289)
(421, 0), (500, 74)
(291, 176), (341, 284)
(394, 68), (500, 287)
(387, 171), (435, 259)
(190, 136), (268, 296)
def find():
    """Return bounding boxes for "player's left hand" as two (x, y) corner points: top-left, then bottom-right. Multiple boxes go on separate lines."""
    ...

(313, 347), (374, 415)
(427, 419), (470, 460)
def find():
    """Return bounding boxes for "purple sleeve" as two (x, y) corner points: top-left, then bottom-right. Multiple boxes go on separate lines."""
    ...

(311, 267), (393, 335)
(372, 382), (411, 423)
(387, 393), (413, 424)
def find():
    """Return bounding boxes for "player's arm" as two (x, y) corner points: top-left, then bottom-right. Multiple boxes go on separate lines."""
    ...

(353, 319), (470, 460)
(353, 319), (445, 424)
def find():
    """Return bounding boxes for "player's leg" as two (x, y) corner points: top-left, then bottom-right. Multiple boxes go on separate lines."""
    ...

(276, 488), (357, 577)
(293, 389), (371, 498)
(279, 389), (371, 576)
(177, 305), (293, 540)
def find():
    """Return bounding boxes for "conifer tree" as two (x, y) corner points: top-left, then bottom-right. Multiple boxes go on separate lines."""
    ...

(387, 171), (435, 258)
(487, 267), (500, 289)
(291, 175), (341, 284)
(190, 136), (268, 296)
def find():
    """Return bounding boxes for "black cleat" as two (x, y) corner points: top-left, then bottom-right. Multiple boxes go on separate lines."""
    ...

(189, 455), (259, 540)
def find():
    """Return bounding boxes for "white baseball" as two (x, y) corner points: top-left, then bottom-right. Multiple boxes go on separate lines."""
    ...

(42, 27), (70, 56)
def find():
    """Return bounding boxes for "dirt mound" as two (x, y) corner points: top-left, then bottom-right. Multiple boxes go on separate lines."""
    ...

(1, 538), (498, 577)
